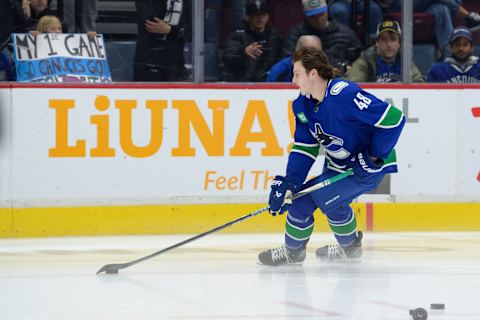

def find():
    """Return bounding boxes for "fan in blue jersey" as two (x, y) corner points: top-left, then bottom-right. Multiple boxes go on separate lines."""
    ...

(427, 26), (480, 83)
(258, 48), (405, 266)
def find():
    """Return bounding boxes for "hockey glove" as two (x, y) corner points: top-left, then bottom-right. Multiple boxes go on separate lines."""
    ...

(351, 151), (384, 178)
(268, 175), (294, 216)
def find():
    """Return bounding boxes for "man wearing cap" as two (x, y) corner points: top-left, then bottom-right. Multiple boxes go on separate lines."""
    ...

(222, 0), (283, 82)
(346, 20), (424, 82)
(283, 0), (361, 76)
(427, 26), (480, 83)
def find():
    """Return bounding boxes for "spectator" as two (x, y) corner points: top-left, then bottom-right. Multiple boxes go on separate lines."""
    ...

(0, 0), (65, 45)
(133, 0), (191, 82)
(385, 1), (480, 60)
(267, 35), (322, 82)
(0, 50), (16, 81)
(4, 14), (64, 83)
(35, 14), (62, 33)
(30, 15), (96, 37)
(346, 20), (424, 82)
(328, 0), (384, 40)
(427, 26), (480, 83)
(222, 0), (283, 82)
(0, 0), (56, 44)
(23, 0), (57, 31)
(283, 0), (361, 77)
(0, 0), (27, 46)
(63, 0), (97, 33)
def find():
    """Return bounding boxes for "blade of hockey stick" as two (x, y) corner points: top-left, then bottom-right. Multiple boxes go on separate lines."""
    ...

(96, 205), (269, 275)
(96, 169), (353, 275)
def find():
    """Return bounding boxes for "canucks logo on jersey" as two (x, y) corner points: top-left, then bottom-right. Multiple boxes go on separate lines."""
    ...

(310, 123), (350, 161)
(310, 123), (342, 147)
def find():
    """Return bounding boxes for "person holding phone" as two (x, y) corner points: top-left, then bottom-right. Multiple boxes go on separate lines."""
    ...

(133, 0), (191, 82)
(222, 0), (283, 82)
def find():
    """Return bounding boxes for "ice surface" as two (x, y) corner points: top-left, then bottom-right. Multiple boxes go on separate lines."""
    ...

(1, 232), (480, 319)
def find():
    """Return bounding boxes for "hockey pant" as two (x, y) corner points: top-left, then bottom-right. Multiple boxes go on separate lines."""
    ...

(284, 167), (384, 250)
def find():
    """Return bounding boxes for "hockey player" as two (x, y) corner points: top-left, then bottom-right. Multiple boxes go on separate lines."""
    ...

(427, 26), (480, 83)
(258, 47), (405, 266)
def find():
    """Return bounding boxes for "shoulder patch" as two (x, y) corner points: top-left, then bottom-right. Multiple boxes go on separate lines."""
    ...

(296, 112), (308, 123)
(330, 81), (349, 95)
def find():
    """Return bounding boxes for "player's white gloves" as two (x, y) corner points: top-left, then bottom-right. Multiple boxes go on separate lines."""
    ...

(268, 176), (294, 216)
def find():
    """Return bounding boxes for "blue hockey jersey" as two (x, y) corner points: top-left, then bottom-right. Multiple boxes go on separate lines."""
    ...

(427, 56), (480, 83)
(375, 55), (401, 82)
(286, 78), (405, 188)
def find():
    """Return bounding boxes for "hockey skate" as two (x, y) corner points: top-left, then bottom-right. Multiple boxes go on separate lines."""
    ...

(315, 231), (363, 262)
(258, 245), (306, 266)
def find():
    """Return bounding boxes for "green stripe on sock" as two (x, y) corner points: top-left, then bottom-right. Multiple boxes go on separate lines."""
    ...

(291, 143), (320, 158)
(329, 215), (357, 235)
(286, 220), (314, 241)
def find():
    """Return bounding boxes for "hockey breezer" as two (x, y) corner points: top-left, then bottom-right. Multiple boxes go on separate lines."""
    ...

(96, 169), (353, 275)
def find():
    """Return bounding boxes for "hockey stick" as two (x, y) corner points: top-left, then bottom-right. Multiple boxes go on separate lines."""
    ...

(96, 169), (353, 275)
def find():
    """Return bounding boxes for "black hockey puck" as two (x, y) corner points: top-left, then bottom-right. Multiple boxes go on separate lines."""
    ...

(430, 303), (445, 310)
(409, 307), (428, 320)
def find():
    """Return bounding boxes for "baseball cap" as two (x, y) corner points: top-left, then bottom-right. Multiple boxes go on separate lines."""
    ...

(449, 26), (473, 44)
(245, 0), (269, 15)
(303, 0), (328, 17)
(376, 20), (402, 37)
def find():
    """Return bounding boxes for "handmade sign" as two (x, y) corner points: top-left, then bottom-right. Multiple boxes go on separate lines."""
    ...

(12, 33), (112, 83)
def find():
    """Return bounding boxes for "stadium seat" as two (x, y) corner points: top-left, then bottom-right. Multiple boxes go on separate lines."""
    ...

(269, 0), (305, 37)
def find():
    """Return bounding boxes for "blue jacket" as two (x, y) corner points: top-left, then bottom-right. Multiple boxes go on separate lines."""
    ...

(266, 56), (292, 82)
